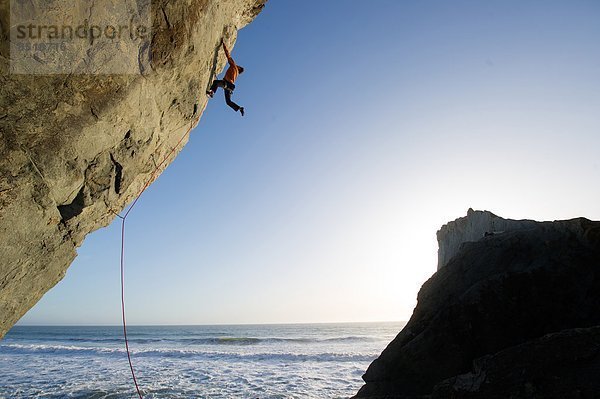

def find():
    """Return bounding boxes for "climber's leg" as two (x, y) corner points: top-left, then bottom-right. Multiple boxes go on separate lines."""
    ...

(224, 88), (242, 113)
(207, 80), (225, 97)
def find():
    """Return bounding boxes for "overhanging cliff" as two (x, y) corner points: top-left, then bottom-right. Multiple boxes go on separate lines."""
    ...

(0, 0), (266, 338)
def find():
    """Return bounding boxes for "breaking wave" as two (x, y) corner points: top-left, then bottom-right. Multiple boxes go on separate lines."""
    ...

(0, 342), (376, 363)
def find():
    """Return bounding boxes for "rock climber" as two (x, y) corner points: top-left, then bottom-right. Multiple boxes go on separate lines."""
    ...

(206, 40), (245, 116)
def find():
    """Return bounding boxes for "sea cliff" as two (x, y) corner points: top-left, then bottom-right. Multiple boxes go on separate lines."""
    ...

(355, 210), (600, 398)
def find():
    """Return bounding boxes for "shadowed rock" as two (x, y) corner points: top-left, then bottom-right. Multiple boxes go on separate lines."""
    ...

(432, 327), (600, 398)
(354, 211), (600, 398)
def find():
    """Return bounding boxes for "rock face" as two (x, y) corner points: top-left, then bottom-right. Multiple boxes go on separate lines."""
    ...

(436, 209), (537, 270)
(432, 327), (600, 398)
(354, 211), (600, 398)
(0, 0), (266, 338)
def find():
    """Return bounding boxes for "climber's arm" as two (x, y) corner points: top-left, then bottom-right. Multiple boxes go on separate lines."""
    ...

(222, 41), (235, 66)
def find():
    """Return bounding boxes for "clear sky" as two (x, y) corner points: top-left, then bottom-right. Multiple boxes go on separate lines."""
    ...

(19, 0), (600, 325)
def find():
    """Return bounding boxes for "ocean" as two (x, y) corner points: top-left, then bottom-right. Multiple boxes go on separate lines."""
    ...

(0, 322), (404, 398)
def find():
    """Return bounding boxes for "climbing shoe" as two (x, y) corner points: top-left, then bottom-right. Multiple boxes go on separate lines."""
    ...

(206, 90), (214, 98)
(240, 107), (245, 117)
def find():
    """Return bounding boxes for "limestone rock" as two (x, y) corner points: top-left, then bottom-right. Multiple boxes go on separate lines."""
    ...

(0, 0), (266, 338)
(354, 211), (600, 398)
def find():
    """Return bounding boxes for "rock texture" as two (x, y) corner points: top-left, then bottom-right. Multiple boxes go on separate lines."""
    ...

(436, 209), (537, 270)
(354, 211), (600, 398)
(0, 0), (266, 338)
(432, 327), (600, 398)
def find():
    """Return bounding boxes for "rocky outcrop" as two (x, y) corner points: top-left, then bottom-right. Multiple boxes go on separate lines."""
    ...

(432, 327), (600, 398)
(436, 209), (537, 270)
(354, 211), (600, 398)
(0, 0), (266, 338)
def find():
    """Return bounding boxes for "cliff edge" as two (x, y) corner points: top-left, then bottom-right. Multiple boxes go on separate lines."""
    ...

(436, 209), (538, 270)
(0, 0), (266, 338)
(355, 210), (600, 398)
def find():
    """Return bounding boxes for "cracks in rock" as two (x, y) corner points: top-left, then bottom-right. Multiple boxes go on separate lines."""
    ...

(58, 221), (78, 248)
(109, 153), (124, 194)
(19, 144), (49, 188)
(138, 40), (150, 76)
(57, 185), (86, 222)
(150, 153), (158, 169)
(207, 37), (222, 89)
(61, 72), (73, 88)
(57, 147), (126, 225)
(122, 129), (137, 158)
(161, 6), (172, 28)
(90, 106), (99, 120)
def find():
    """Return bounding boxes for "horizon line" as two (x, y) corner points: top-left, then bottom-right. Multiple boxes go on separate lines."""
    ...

(14, 320), (407, 328)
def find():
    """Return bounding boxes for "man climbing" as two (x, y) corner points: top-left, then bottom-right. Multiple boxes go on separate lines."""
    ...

(206, 40), (245, 116)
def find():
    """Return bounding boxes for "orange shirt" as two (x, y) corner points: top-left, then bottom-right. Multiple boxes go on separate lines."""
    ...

(223, 44), (241, 84)
(224, 62), (239, 84)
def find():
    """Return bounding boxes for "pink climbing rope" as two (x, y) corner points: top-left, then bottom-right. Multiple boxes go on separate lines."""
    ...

(114, 114), (199, 399)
